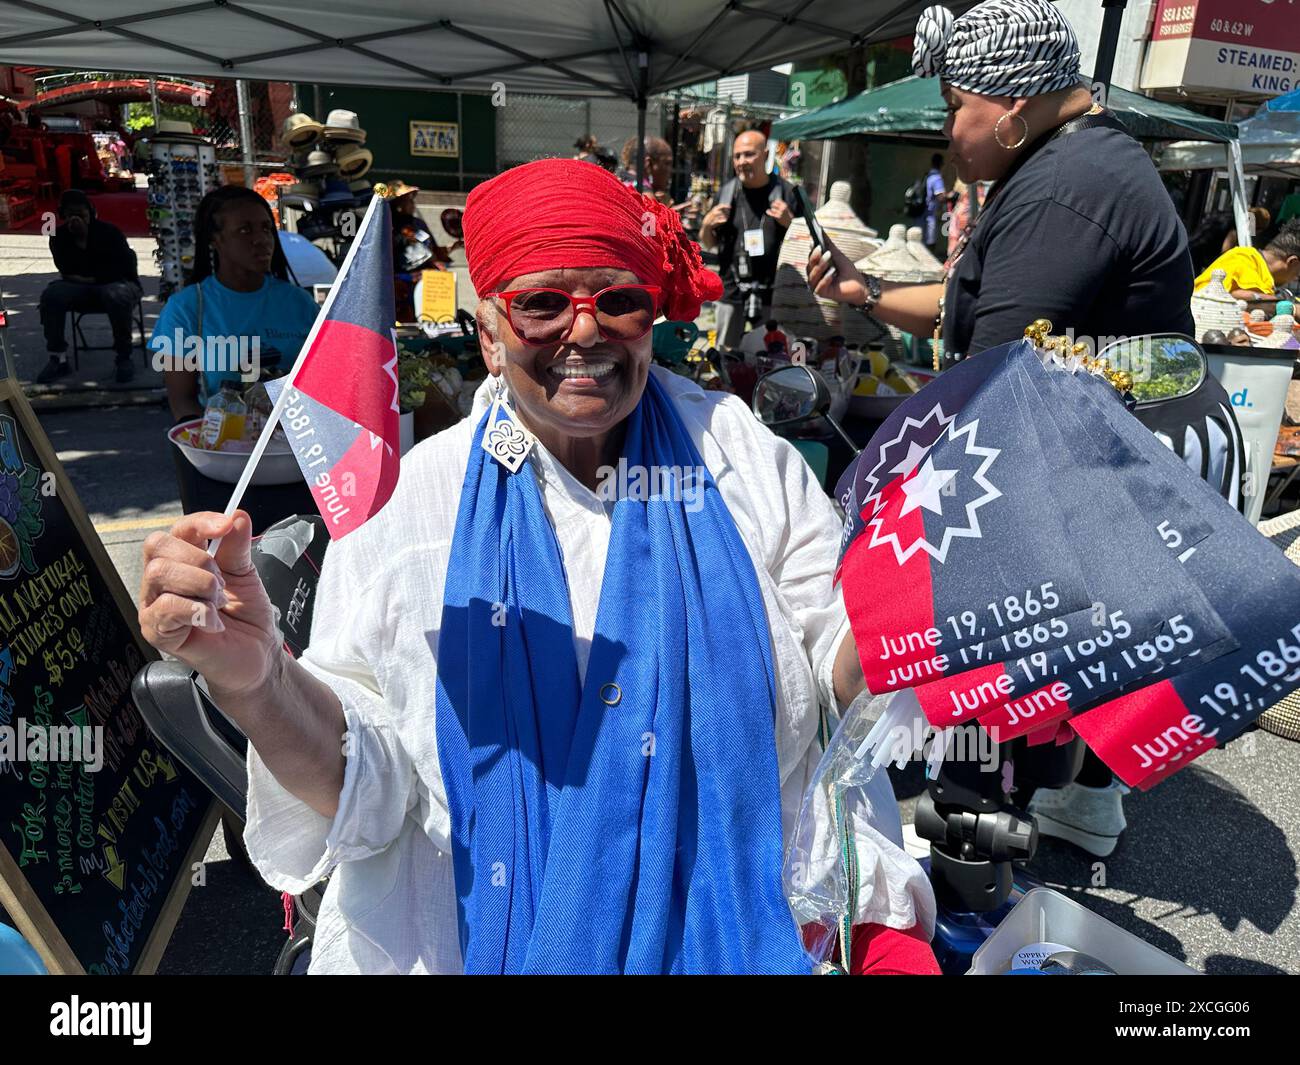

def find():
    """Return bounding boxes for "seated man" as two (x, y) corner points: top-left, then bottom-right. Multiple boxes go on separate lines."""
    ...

(1194, 218), (1300, 301)
(37, 189), (141, 384)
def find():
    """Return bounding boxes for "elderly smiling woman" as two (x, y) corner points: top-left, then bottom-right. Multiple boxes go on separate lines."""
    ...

(137, 158), (937, 975)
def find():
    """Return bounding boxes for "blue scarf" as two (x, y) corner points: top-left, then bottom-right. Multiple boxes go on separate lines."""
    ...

(435, 375), (810, 974)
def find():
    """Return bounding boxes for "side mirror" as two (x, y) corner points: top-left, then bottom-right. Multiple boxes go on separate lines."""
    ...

(1094, 333), (1206, 404)
(752, 364), (831, 427)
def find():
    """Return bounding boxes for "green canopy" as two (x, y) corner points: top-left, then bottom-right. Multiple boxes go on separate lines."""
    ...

(772, 75), (1237, 144)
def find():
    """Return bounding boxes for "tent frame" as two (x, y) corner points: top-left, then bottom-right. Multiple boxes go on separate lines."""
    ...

(0, 0), (966, 192)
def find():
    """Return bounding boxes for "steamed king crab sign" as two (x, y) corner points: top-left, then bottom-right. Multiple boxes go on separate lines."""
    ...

(1142, 0), (1300, 95)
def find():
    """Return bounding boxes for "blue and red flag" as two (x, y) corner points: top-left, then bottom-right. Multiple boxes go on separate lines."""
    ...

(1063, 366), (1300, 787)
(266, 196), (399, 538)
(836, 343), (1106, 697)
(835, 337), (1300, 789)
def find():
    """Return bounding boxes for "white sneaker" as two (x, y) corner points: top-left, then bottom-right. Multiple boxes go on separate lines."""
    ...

(1027, 779), (1127, 857)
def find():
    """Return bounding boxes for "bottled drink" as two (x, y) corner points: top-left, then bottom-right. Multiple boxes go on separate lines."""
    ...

(200, 384), (246, 450)
(199, 388), (227, 449)
(218, 385), (247, 447)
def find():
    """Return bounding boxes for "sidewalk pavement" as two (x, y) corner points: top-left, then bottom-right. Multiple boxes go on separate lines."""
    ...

(1, 233), (166, 410)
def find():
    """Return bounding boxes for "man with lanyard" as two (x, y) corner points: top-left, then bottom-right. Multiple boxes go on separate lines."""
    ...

(699, 130), (803, 350)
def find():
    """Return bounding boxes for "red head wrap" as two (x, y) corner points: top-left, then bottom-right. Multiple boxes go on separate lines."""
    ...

(463, 158), (723, 324)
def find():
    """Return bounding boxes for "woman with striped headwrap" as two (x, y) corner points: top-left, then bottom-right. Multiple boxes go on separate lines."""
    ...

(809, 0), (1194, 369)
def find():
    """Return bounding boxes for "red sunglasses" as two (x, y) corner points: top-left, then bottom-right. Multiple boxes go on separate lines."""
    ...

(494, 284), (662, 345)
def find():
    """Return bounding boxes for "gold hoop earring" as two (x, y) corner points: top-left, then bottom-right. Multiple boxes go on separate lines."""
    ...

(994, 112), (1029, 151)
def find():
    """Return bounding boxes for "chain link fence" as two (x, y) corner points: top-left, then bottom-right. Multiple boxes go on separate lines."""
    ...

(497, 92), (665, 171)
(190, 79), (293, 177)
(114, 75), (293, 179)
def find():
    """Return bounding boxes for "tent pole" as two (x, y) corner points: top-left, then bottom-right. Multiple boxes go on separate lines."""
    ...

(670, 90), (682, 201)
(1227, 139), (1251, 248)
(817, 137), (831, 208)
(149, 76), (161, 131)
(236, 79), (257, 189)
(1092, 0), (1127, 102)
(635, 50), (649, 193)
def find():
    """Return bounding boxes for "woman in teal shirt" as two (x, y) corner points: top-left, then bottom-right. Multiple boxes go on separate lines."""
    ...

(152, 187), (319, 422)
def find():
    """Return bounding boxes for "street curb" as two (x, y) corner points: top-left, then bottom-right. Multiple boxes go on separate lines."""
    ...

(23, 386), (166, 412)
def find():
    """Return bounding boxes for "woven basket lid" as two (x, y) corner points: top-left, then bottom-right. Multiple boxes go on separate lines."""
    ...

(905, 226), (945, 276)
(1260, 314), (1300, 348)
(1191, 268), (1247, 339)
(819, 181), (878, 237)
(777, 181), (880, 270)
(856, 224), (942, 283)
(772, 182), (882, 343)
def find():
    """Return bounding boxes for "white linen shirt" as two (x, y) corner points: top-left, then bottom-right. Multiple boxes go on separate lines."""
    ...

(244, 366), (934, 974)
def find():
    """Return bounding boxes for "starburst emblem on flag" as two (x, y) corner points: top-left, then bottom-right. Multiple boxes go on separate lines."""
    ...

(861, 402), (957, 511)
(865, 416), (1002, 565)
(839, 402), (958, 554)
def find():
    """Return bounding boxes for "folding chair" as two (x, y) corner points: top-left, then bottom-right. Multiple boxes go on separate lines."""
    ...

(68, 249), (148, 369)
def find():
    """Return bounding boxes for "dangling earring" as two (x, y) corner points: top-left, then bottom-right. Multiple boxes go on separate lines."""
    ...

(481, 374), (536, 473)
(994, 112), (1029, 151)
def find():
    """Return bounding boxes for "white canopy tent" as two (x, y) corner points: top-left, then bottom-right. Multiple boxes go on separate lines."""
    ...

(0, 1), (963, 98)
(1161, 110), (1300, 177)
(0, 0), (979, 188)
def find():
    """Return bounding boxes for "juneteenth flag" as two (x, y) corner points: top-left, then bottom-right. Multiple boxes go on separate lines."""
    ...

(835, 344), (1105, 697)
(263, 195), (400, 538)
(835, 337), (1300, 789)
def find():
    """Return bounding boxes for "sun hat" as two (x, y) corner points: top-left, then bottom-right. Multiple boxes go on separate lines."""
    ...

(297, 148), (339, 178)
(335, 142), (373, 179)
(322, 109), (366, 143)
(282, 112), (323, 149)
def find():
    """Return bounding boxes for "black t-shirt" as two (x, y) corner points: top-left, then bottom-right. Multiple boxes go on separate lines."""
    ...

(944, 120), (1195, 359)
(716, 175), (802, 298)
(49, 218), (137, 285)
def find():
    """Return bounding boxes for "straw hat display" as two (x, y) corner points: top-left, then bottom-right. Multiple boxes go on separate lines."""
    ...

(349, 177), (376, 204)
(323, 109), (367, 144)
(279, 181), (321, 211)
(297, 148), (339, 179)
(334, 142), (373, 179)
(1190, 269), (1247, 341)
(319, 178), (356, 210)
(282, 112), (323, 150)
(772, 181), (883, 344)
(154, 118), (204, 142)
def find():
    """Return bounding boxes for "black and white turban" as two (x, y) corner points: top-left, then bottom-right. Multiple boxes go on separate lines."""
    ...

(912, 0), (1082, 98)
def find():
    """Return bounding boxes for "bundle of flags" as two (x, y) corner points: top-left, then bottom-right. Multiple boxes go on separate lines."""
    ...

(836, 334), (1300, 790)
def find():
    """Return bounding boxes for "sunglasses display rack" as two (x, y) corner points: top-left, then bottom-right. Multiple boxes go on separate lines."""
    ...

(146, 138), (220, 302)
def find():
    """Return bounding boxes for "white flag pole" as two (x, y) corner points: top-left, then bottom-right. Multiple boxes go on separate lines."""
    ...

(208, 191), (389, 556)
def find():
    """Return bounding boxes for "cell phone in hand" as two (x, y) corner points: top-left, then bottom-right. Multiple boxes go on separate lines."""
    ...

(791, 186), (828, 252)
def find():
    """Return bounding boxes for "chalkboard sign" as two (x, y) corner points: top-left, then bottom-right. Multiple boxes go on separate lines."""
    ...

(0, 377), (215, 974)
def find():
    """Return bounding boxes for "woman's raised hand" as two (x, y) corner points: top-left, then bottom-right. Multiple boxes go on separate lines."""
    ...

(138, 510), (281, 701)
(807, 234), (870, 307)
